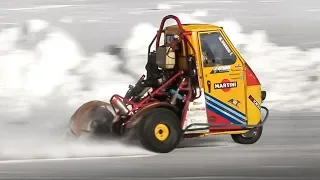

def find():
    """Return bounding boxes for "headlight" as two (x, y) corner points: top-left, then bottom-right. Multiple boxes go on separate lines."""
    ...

(261, 91), (266, 101)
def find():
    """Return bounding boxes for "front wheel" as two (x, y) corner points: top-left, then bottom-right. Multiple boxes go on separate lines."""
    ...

(137, 108), (182, 153)
(231, 126), (263, 144)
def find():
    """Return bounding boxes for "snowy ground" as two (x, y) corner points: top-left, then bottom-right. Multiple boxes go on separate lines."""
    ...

(0, 0), (320, 159)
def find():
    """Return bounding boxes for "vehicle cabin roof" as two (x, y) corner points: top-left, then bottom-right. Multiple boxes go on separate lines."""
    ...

(165, 24), (222, 33)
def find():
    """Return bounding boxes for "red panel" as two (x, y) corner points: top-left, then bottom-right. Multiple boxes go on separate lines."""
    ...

(245, 63), (260, 86)
(206, 110), (242, 132)
(206, 110), (230, 124)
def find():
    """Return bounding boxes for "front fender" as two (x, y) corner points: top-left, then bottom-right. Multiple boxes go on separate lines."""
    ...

(69, 100), (114, 136)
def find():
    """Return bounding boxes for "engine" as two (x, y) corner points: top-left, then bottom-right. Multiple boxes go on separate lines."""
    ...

(124, 46), (180, 103)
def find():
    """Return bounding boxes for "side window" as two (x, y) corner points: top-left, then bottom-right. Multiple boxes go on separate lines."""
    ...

(165, 34), (182, 52)
(200, 32), (236, 67)
(165, 34), (175, 44)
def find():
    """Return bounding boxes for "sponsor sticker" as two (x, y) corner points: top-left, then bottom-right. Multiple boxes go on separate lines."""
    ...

(214, 79), (237, 92)
(228, 99), (241, 108)
(210, 65), (230, 74)
(193, 101), (202, 105)
(219, 36), (233, 56)
(248, 95), (261, 110)
(189, 107), (206, 111)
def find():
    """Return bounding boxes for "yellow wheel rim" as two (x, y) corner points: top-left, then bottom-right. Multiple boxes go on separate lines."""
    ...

(154, 123), (170, 141)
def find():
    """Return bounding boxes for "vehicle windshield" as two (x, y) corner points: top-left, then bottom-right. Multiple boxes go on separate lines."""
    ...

(200, 32), (236, 66)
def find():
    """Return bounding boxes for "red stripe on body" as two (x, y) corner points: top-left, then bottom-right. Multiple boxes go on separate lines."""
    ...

(206, 109), (243, 132)
(245, 63), (260, 86)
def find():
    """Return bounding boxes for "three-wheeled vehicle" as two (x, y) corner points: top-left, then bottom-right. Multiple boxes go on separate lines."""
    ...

(65, 15), (269, 153)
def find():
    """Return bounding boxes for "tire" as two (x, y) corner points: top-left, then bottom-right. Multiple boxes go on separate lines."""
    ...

(137, 108), (182, 153)
(231, 126), (263, 144)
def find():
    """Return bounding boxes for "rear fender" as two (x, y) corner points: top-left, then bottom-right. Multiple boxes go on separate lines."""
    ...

(125, 102), (179, 129)
(69, 100), (115, 136)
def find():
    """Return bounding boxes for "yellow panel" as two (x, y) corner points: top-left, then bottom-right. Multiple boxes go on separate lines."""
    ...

(166, 24), (221, 32)
(199, 30), (247, 117)
(202, 67), (247, 116)
(246, 85), (262, 125)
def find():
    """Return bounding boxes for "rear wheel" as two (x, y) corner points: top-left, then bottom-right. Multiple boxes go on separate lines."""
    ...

(137, 108), (182, 153)
(231, 126), (263, 144)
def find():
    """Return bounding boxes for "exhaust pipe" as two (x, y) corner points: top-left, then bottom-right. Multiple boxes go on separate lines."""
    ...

(110, 96), (130, 115)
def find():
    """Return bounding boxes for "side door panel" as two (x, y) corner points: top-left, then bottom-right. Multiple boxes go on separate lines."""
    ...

(182, 34), (209, 134)
(198, 30), (247, 132)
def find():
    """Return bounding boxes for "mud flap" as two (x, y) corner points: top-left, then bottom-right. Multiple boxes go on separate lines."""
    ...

(67, 100), (115, 137)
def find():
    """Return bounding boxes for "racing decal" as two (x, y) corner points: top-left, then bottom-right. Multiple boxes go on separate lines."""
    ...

(184, 88), (209, 133)
(213, 79), (237, 92)
(204, 93), (246, 124)
(193, 101), (202, 105)
(230, 72), (244, 80)
(218, 36), (233, 56)
(189, 107), (206, 111)
(228, 99), (241, 108)
(207, 80), (211, 93)
(248, 95), (261, 110)
(210, 65), (230, 74)
(232, 69), (242, 72)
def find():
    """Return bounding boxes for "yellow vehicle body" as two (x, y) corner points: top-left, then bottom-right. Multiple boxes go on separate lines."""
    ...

(164, 24), (265, 137)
